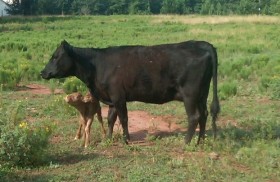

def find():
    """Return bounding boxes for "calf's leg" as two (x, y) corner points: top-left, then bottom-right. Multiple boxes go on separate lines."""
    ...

(74, 117), (83, 140)
(84, 117), (93, 148)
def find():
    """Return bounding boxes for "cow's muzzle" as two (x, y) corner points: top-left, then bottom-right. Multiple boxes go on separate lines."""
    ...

(40, 70), (52, 80)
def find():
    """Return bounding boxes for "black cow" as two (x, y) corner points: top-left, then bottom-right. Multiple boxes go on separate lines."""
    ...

(41, 40), (220, 145)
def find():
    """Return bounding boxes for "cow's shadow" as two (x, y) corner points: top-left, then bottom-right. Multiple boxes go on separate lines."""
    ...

(49, 150), (99, 165)
(129, 128), (187, 142)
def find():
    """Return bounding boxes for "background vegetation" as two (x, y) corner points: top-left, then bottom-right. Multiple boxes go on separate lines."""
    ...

(5, 0), (280, 16)
(0, 15), (279, 181)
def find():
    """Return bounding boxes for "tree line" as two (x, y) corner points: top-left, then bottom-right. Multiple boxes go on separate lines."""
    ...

(5, 0), (280, 16)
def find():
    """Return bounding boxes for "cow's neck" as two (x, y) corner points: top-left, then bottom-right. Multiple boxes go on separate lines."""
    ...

(70, 47), (112, 105)
(70, 47), (94, 84)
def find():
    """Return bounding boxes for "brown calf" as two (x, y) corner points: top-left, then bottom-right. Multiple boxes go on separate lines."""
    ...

(65, 92), (106, 147)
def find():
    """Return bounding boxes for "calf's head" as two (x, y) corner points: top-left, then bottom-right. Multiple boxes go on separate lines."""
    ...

(83, 92), (93, 103)
(64, 92), (83, 106)
(41, 40), (75, 80)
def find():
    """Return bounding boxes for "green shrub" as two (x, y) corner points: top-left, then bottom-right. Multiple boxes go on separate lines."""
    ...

(0, 69), (17, 90)
(239, 117), (280, 140)
(231, 59), (243, 71)
(259, 76), (271, 90)
(270, 76), (280, 99)
(235, 141), (280, 172)
(259, 75), (280, 99)
(62, 77), (87, 94)
(247, 46), (262, 54)
(239, 66), (252, 80)
(219, 81), (237, 100)
(219, 60), (233, 79)
(220, 58), (252, 80)
(253, 55), (270, 71)
(0, 103), (53, 167)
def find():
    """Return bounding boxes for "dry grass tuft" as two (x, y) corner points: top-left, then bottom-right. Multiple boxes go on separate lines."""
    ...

(152, 15), (280, 25)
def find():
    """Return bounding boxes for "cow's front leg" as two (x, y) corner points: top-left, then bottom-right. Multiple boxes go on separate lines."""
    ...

(97, 107), (106, 138)
(115, 102), (130, 144)
(107, 106), (117, 140)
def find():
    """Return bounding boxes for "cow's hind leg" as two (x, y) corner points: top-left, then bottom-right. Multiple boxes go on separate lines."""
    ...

(115, 102), (130, 144)
(184, 97), (200, 144)
(107, 106), (118, 140)
(111, 99), (130, 144)
(197, 102), (208, 145)
(97, 107), (106, 138)
(197, 77), (211, 145)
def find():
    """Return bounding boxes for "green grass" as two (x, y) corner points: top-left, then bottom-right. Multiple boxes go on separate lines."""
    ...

(0, 15), (280, 181)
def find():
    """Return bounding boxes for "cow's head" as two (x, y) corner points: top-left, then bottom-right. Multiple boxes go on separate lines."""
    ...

(41, 40), (75, 80)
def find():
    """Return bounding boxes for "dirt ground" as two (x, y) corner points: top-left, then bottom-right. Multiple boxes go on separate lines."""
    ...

(18, 84), (187, 143)
(101, 107), (186, 142)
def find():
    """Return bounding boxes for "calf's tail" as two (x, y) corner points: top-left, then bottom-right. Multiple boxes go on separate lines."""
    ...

(209, 45), (220, 138)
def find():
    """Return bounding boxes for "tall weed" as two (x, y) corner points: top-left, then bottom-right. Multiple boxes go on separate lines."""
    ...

(62, 77), (87, 94)
(0, 102), (53, 167)
(219, 81), (237, 100)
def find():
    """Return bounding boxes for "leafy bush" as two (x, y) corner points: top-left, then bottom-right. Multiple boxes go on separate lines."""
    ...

(235, 141), (280, 173)
(259, 75), (280, 99)
(270, 76), (280, 99)
(0, 56), (42, 90)
(259, 76), (271, 90)
(0, 69), (17, 90)
(239, 66), (252, 80)
(62, 77), (87, 94)
(219, 58), (253, 80)
(219, 81), (237, 100)
(0, 103), (53, 167)
(246, 45), (262, 54)
(254, 55), (270, 69)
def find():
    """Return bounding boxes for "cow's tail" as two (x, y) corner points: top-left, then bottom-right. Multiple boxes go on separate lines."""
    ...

(209, 44), (220, 139)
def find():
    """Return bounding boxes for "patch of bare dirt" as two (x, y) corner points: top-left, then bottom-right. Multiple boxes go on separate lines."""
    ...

(101, 107), (186, 142)
(16, 84), (63, 95)
(218, 116), (239, 127)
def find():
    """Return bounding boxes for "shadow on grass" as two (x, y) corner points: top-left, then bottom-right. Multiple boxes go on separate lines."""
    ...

(0, 170), (12, 182)
(129, 122), (280, 145)
(0, 149), (101, 182)
(49, 150), (100, 165)
(1, 172), (50, 182)
(129, 128), (186, 142)
(216, 123), (280, 147)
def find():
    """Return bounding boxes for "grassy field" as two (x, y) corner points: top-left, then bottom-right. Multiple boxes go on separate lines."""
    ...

(0, 15), (279, 181)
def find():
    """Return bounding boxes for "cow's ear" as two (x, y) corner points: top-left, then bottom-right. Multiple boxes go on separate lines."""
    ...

(62, 40), (70, 48)
(62, 40), (72, 53)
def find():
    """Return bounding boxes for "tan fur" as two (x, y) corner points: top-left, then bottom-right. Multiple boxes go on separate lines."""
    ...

(65, 92), (106, 147)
